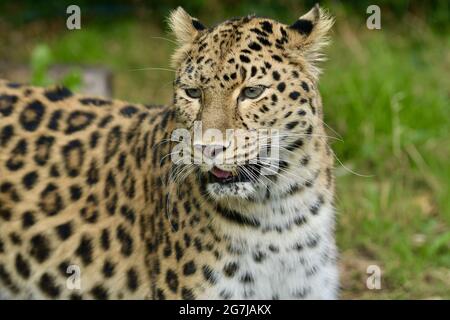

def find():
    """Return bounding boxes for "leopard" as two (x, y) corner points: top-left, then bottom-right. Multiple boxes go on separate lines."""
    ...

(0, 5), (338, 300)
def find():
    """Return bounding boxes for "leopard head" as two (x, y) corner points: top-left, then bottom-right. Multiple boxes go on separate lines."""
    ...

(169, 5), (334, 201)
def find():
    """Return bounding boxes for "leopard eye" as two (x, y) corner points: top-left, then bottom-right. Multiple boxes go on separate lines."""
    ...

(241, 86), (265, 99)
(185, 88), (202, 99)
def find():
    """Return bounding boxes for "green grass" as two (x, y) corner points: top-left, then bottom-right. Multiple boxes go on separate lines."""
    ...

(322, 22), (449, 299)
(0, 13), (448, 299)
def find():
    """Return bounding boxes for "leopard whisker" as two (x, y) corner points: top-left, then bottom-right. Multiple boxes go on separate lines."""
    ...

(128, 67), (176, 72)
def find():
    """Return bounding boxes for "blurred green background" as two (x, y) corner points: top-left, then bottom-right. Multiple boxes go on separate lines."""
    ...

(0, 0), (448, 299)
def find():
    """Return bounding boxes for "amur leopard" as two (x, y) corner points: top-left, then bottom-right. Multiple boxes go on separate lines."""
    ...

(0, 5), (338, 299)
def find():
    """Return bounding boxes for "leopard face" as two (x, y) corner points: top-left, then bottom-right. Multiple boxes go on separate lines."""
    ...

(169, 6), (333, 201)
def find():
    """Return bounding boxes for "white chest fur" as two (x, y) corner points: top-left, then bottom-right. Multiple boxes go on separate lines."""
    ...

(201, 194), (339, 300)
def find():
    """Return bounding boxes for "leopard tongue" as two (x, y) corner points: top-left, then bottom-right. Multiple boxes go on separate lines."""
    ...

(211, 167), (233, 179)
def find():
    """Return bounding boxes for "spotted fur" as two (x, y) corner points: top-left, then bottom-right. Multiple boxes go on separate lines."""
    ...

(0, 5), (338, 300)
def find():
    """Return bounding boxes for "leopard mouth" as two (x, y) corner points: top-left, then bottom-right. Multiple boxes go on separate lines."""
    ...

(207, 165), (261, 184)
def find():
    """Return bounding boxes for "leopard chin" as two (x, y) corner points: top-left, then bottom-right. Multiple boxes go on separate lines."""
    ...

(206, 181), (257, 200)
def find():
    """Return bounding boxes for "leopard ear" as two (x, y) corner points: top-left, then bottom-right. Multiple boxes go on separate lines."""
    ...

(169, 7), (206, 45)
(287, 4), (334, 76)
